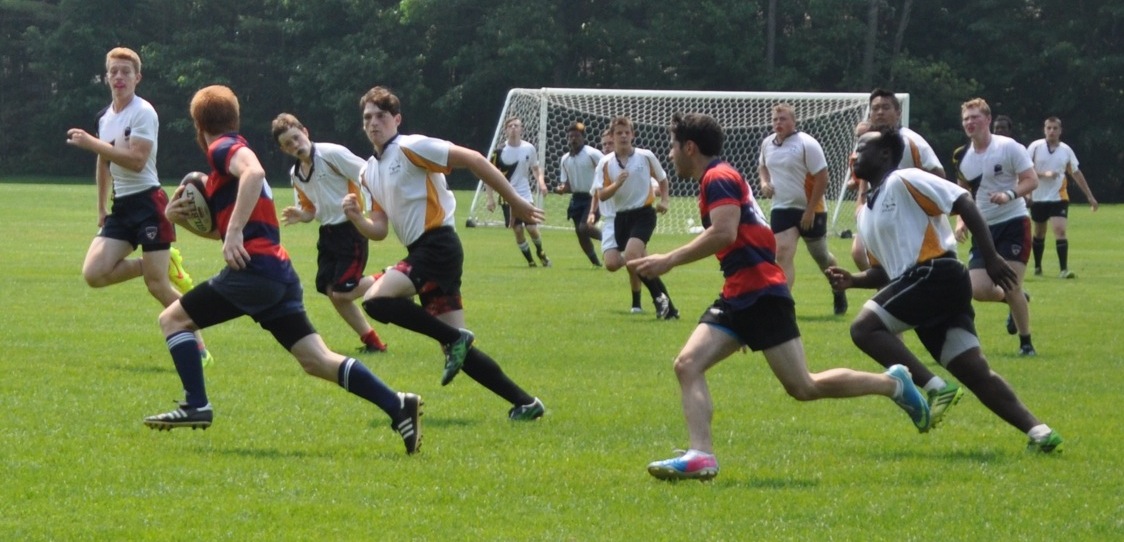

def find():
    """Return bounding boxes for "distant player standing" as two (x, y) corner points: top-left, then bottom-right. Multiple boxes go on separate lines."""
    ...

(148, 85), (421, 454)
(65, 47), (212, 366)
(554, 120), (605, 266)
(345, 86), (546, 420)
(952, 98), (1038, 356)
(758, 103), (847, 315)
(637, 113), (931, 481)
(828, 125), (1062, 453)
(1026, 117), (1098, 278)
(271, 113), (388, 353)
(487, 116), (552, 267)
(596, 116), (678, 319)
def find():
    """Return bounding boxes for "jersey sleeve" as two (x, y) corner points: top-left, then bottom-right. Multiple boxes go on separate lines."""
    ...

(1008, 140), (1034, 173)
(400, 135), (452, 174)
(1063, 143), (1080, 172)
(322, 143), (366, 182)
(802, 134), (829, 174)
(559, 155), (570, 184)
(643, 149), (667, 182)
(129, 104), (159, 143)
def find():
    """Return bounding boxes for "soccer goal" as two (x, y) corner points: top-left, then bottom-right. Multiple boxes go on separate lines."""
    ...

(466, 88), (909, 236)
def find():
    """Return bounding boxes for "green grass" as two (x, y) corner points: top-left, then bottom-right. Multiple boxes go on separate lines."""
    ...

(1, 182), (1121, 541)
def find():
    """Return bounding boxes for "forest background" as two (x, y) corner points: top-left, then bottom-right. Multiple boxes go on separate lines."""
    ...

(2, 0), (1121, 200)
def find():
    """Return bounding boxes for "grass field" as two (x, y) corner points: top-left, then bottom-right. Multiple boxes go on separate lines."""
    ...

(1, 182), (1121, 541)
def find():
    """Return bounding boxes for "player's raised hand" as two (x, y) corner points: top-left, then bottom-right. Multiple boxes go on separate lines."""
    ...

(824, 266), (854, 291)
(341, 193), (362, 218)
(508, 197), (545, 225)
(280, 206), (307, 226)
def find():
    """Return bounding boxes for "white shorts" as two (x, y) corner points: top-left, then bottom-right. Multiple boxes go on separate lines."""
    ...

(601, 218), (617, 253)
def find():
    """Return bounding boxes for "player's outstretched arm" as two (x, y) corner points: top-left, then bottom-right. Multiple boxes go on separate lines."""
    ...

(630, 203), (738, 278)
(826, 265), (888, 290)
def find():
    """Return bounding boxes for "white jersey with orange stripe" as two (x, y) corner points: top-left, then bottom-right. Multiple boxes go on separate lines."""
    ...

(595, 148), (667, 212)
(1026, 139), (1080, 202)
(858, 167), (967, 280)
(361, 134), (457, 247)
(290, 142), (367, 226)
(899, 127), (943, 172)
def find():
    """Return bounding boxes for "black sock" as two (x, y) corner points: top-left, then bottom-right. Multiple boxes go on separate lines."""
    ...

(1056, 239), (1069, 271)
(631, 290), (641, 309)
(363, 297), (460, 344)
(337, 357), (401, 420)
(1032, 237), (1045, 269)
(1020, 334), (1033, 347)
(462, 348), (533, 406)
(640, 276), (666, 300)
(167, 331), (208, 408)
(518, 242), (534, 263)
(586, 250), (600, 266)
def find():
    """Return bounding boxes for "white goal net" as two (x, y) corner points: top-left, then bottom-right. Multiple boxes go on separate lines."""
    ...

(466, 88), (909, 237)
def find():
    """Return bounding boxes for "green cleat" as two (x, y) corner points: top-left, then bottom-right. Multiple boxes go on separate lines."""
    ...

(440, 329), (475, 386)
(508, 397), (545, 421)
(167, 247), (194, 293)
(1027, 431), (1063, 454)
(926, 383), (964, 432)
(200, 348), (215, 368)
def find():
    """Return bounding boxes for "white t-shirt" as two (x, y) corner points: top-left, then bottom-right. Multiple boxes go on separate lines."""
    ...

(595, 148), (667, 212)
(361, 134), (457, 247)
(97, 96), (159, 197)
(560, 145), (604, 195)
(290, 142), (367, 226)
(900, 127), (943, 172)
(956, 134), (1033, 224)
(1026, 139), (1080, 202)
(759, 131), (828, 211)
(495, 140), (539, 202)
(859, 168), (967, 280)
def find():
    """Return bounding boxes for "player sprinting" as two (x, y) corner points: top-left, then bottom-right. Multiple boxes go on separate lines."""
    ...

(149, 85), (422, 455)
(590, 128), (645, 313)
(271, 113), (388, 353)
(596, 116), (678, 319)
(635, 113), (932, 481)
(65, 46), (213, 366)
(827, 125), (1062, 454)
(344, 86), (545, 421)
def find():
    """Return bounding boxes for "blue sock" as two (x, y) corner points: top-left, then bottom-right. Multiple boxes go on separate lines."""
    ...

(167, 331), (208, 408)
(338, 358), (401, 420)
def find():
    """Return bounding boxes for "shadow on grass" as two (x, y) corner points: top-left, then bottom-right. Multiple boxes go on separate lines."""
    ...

(116, 364), (176, 374)
(213, 446), (324, 460)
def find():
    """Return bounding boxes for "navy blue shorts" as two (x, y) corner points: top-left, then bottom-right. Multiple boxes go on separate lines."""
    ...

(699, 295), (801, 352)
(99, 186), (175, 251)
(969, 216), (1030, 267)
(770, 208), (827, 239)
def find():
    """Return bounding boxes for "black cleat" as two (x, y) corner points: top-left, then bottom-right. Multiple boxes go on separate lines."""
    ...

(144, 402), (213, 431)
(392, 392), (423, 454)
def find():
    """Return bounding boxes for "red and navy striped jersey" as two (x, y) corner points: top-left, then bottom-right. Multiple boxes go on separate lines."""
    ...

(698, 159), (790, 309)
(206, 133), (297, 283)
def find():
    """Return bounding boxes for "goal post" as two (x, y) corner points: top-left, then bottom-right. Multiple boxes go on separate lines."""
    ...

(466, 88), (909, 237)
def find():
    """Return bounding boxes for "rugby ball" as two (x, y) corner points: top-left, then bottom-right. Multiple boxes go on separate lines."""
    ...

(178, 171), (213, 234)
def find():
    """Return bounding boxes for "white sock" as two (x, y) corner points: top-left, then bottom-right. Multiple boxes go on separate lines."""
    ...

(1027, 424), (1052, 441)
(923, 376), (948, 393)
(890, 379), (903, 400)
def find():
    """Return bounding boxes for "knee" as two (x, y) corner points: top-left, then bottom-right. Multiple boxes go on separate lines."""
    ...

(158, 305), (188, 335)
(362, 297), (392, 323)
(671, 353), (701, 381)
(82, 267), (109, 288)
(849, 317), (876, 350)
(783, 382), (818, 402)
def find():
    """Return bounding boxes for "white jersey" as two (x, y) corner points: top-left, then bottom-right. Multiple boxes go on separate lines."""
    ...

(560, 145), (604, 195)
(859, 168), (967, 280)
(289, 142), (367, 226)
(97, 96), (159, 197)
(956, 134), (1033, 224)
(495, 140), (539, 202)
(1026, 139), (1080, 202)
(900, 127), (943, 172)
(759, 131), (828, 211)
(361, 134), (457, 247)
(595, 148), (667, 212)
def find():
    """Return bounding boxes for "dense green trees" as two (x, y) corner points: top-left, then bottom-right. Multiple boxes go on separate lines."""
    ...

(1, 0), (1120, 198)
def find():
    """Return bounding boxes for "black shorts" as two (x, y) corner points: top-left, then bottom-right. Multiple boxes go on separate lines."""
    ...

(770, 208), (828, 239)
(614, 206), (658, 248)
(500, 203), (530, 228)
(567, 193), (597, 224)
(866, 257), (979, 363)
(315, 222), (369, 295)
(698, 295), (801, 352)
(182, 267), (308, 327)
(969, 215), (1030, 267)
(99, 186), (175, 250)
(1029, 201), (1068, 223)
(399, 226), (463, 298)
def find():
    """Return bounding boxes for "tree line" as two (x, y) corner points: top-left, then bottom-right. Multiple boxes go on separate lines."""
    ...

(1, 0), (1121, 199)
